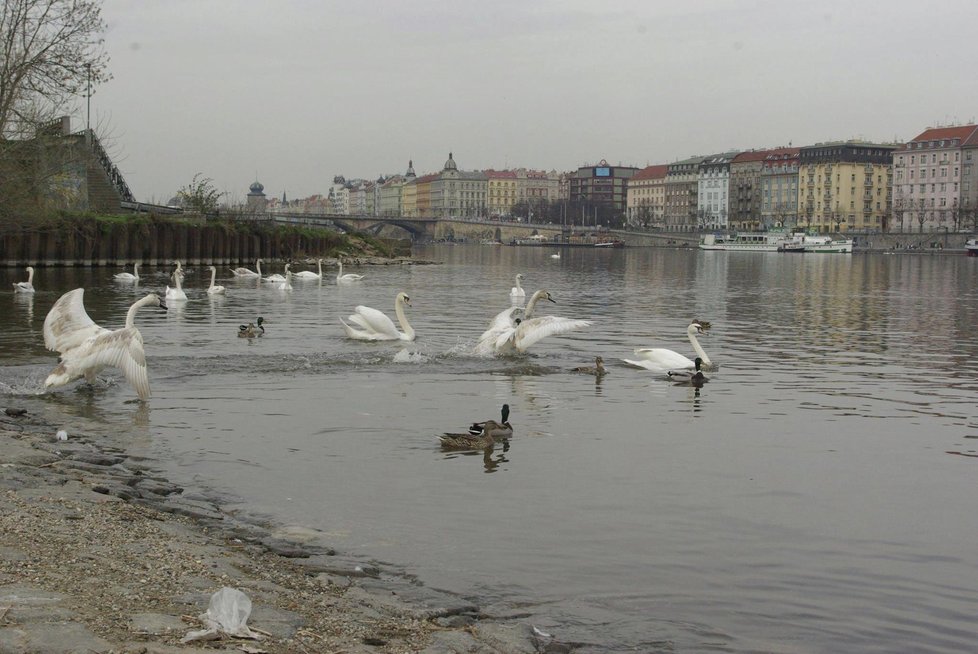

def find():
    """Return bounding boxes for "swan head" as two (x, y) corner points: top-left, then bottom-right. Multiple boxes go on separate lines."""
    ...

(396, 292), (411, 307)
(26, 266), (33, 274)
(515, 273), (524, 281)
(689, 320), (711, 335)
(145, 293), (167, 311)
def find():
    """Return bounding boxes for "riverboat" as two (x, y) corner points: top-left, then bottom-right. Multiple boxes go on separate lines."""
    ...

(967, 238), (978, 257)
(699, 232), (788, 251)
(778, 234), (853, 254)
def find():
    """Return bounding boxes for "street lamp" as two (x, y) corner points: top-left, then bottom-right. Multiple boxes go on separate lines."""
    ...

(85, 63), (92, 135)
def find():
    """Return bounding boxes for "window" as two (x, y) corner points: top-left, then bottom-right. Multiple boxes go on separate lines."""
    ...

(942, 168), (948, 177)
(940, 198), (947, 206)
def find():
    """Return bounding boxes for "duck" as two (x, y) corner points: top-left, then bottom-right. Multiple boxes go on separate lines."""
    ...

(667, 357), (707, 383)
(12, 266), (35, 293)
(573, 356), (607, 376)
(42, 289), (167, 400)
(206, 266), (226, 295)
(294, 258), (323, 280)
(466, 404), (513, 438)
(114, 262), (139, 282)
(230, 259), (262, 278)
(439, 424), (496, 450)
(238, 316), (265, 338)
(336, 260), (365, 283)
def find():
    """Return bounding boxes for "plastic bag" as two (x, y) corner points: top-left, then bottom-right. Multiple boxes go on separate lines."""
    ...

(182, 587), (261, 642)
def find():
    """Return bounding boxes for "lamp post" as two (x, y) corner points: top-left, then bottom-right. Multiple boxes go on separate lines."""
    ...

(85, 63), (92, 139)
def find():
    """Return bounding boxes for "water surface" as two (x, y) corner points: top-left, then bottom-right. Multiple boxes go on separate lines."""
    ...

(2, 247), (977, 653)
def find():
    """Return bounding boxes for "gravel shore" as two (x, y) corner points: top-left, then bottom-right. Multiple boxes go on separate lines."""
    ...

(0, 408), (546, 654)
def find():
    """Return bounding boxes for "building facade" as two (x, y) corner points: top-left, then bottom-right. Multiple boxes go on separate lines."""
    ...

(568, 159), (638, 214)
(626, 164), (668, 228)
(798, 141), (896, 233)
(760, 148), (800, 228)
(664, 156), (706, 231)
(696, 152), (740, 229)
(891, 125), (978, 233)
(430, 153), (487, 218)
(485, 170), (517, 217)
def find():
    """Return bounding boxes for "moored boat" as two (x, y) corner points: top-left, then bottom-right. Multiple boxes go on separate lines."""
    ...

(966, 238), (978, 257)
(699, 232), (788, 251)
(779, 233), (853, 254)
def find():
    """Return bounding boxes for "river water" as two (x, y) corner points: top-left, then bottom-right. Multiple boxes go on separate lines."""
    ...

(2, 246), (977, 653)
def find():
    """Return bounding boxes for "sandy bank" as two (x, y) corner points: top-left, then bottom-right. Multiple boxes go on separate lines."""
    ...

(0, 408), (546, 653)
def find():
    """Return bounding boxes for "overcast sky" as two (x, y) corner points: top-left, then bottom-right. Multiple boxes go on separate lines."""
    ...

(88, 0), (978, 204)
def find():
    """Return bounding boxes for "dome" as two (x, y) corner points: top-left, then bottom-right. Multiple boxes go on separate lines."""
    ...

(443, 152), (457, 171)
(249, 180), (264, 194)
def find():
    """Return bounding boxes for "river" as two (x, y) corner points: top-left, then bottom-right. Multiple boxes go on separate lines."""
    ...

(2, 245), (977, 653)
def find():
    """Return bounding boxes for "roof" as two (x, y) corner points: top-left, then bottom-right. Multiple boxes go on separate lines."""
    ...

(632, 164), (668, 181)
(414, 173), (440, 184)
(911, 125), (978, 144)
(484, 169), (517, 179)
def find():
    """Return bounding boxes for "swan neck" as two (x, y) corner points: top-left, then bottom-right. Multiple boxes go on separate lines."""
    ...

(317, 259), (322, 275)
(515, 275), (522, 291)
(126, 296), (150, 329)
(27, 268), (34, 283)
(336, 261), (343, 278)
(209, 268), (216, 287)
(395, 296), (414, 339)
(688, 331), (710, 364)
(256, 260), (262, 276)
(524, 291), (545, 318)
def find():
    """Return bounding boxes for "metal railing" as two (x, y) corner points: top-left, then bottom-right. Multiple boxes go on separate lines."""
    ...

(85, 130), (135, 203)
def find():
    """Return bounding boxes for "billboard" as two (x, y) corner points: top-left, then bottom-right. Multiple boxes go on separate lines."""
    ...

(595, 167), (611, 177)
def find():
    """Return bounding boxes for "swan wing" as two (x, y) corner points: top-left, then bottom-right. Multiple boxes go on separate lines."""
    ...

(43, 289), (109, 354)
(351, 305), (400, 338)
(46, 327), (150, 400)
(513, 316), (591, 352)
(485, 306), (522, 331)
(293, 271), (319, 279)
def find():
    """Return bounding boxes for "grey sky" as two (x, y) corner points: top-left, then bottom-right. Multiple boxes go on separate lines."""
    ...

(90, 0), (978, 204)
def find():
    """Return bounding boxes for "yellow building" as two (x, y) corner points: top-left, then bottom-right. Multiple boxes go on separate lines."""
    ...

(626, 164), (668, 228)
(401, 178), (418, 217)
(415, 173), (437, 217)
(798, 142), (896, 232)
(486, 170), (518, 217)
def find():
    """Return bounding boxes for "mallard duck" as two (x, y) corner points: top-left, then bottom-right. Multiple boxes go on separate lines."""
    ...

(467, 404), (513, 437)
(237, 317), (265, 338)
(439, 424), (495, 450)
(573, 356), (607, 376)
(667, 357), (707, 383)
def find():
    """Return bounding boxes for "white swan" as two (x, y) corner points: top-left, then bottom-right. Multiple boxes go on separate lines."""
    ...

(509, 273), (526, 302)
(336, 260), (365, 283)
(230, 259), (261, 278)
(294, 258), (323, 280)
(42, 289), (167, 400)
(12, 266), (35, 293)
(206, 266), (226, 295)
(475, 289), (590, 355)
(475, 288), (551, 353)
(274, 263), (292, 291)
(165, 265), (188, 302)
(623, 320), (712, 372)
(264, 262), (287, 283)
(550, 252), (561, 259)
(340, 291), (415, 341)
(114, 263), (139, 282)
(172, 260), (184, 280)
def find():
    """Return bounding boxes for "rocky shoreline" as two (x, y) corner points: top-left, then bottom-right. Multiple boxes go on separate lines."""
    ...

(0, 408), (549, 654)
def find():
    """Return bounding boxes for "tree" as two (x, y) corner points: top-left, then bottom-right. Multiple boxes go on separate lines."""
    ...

(0, 0), (110, 139)
(178, 173), (224, 215)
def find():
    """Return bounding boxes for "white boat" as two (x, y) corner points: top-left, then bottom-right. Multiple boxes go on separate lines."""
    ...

(966, 238), (978, 257)
(779, 233), (853, 254)
(699, 232), (788, 251)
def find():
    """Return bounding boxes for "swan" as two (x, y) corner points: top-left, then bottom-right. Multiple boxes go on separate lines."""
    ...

(509, 273), (526, 302)
(206, 266), (226, 295)
(165, 265), (188, 302)
(114, 263), (139, 282)
(172, 260), (184, 280)
(12, 266), (35, 293)
(263, 262), (287, 283)
(340, 291), (415, 341)
(42, 289), (167, 400)
(474, 288), (552, 353)
(573, 356), (607, 376)
(294, 258), (323, 280)
(336, 260), (365, 283)
(230, 259), (261, 278)
(238, 316), (265, 338)
(623, 320), (712, 372)
(667, 357), (707, 383)
(466, 404), (513, 437)
(550, 252), (561, 259)
(274, 264), (293, 291)
(475, 289), (590, 355)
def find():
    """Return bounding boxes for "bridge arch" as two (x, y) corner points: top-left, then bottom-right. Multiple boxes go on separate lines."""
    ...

(332, 219), (427, 239)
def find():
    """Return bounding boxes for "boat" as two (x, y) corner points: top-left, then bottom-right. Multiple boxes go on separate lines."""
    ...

(778, 233), (853, 254)
(699, 232), (789, 251)
(967, 238), (978, 257)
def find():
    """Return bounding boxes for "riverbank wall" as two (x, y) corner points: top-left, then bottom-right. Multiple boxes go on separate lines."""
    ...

(0, 219), (410, 267)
